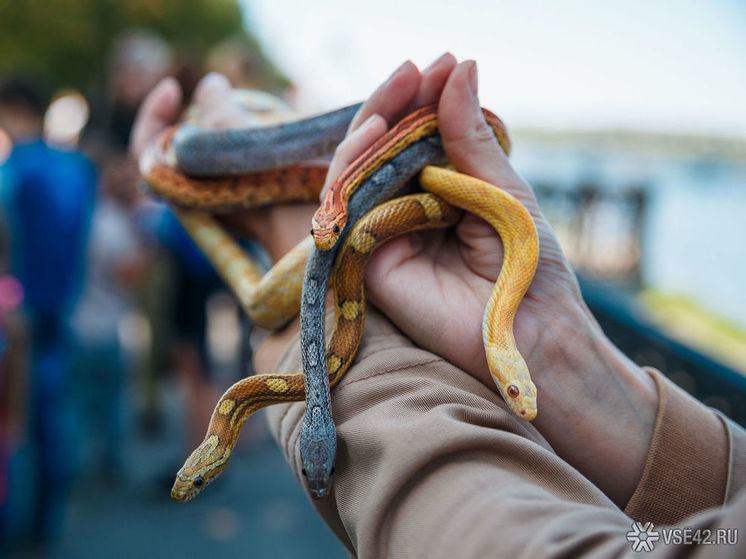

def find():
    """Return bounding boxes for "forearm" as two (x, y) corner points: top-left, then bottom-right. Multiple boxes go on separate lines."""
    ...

(526, 285), (746, 521)
(265, 308), (746, 558)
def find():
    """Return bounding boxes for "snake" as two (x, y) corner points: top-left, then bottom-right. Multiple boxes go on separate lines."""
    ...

(170, 192), (462, 502)
(172, 103), (362, 176)
(139, 101), (538, 500)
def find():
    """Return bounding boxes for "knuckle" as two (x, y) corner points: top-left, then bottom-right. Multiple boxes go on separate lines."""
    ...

(446, 119), (498, 149)
(470, 121), (499, 145)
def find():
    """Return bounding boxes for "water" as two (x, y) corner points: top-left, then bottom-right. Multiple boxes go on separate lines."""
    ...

(512, 143), (746, 329)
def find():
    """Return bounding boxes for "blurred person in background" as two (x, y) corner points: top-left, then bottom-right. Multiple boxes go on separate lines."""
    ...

(95, 30), (223, 452)
(93, 30), (176, 437)
(0, 74), (96, 545)
(151, 207), (223, 456)
(98, 29), (174, 152)
(70, 148), (150, 484)
(0, 209), (27, 545)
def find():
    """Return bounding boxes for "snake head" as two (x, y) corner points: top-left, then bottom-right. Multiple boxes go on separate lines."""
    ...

(171, 435), (229, 502)
(311, 206), (346, 251)
(499, 377), (537, 421)
(300, 407), (337, 499)
(486, 348), (538, 421)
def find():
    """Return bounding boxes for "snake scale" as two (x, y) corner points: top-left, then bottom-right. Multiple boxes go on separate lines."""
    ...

(139, 100), (538, 501)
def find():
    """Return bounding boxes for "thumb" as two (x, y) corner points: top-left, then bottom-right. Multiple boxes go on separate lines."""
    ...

(130, 77), (182, 158)
(438, 61), (539, 214)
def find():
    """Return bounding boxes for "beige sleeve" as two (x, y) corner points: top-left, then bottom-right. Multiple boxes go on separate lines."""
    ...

(266, 309), (746, 558)
(624, 368), (746, 525)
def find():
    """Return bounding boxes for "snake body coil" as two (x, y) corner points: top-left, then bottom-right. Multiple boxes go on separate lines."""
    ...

(311, 105), (510, 250)
(139, 126), (328, 212)
(139, 101), (539, 502)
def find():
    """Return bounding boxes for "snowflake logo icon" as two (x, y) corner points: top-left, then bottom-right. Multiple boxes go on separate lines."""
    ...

(626, 521), (660, 552)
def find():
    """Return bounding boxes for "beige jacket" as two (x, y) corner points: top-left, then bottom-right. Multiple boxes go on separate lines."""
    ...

(266, 308), (746, 558)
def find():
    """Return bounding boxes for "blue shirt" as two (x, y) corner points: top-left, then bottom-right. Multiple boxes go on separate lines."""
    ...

(1, 139), (96, 316)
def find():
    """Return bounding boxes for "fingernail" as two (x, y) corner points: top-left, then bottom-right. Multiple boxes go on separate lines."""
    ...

(201, 72), (229, 90)
(359, 113), (382, 130)
(467, 61), (478, 96)
(385, 60), (413, 84)
(424, 52), (451, 73)
(153, 76), (177, 96)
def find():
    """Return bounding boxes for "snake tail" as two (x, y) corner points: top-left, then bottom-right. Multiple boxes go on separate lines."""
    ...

(420, 166), (539, 419)
(171, 193), (460, 502)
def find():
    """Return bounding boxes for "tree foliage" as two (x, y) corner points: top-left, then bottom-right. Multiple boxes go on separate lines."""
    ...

(0, 0), (280, 92)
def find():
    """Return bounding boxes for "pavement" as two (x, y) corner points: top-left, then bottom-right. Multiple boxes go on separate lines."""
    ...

(7, 381), (346, 559)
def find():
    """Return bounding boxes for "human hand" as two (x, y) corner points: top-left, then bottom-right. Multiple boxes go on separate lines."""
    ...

(323, 56), (659, 506)
(130, 73), (313, 261)
(324, 58), (587, 395)
(130, 72), (257, 160)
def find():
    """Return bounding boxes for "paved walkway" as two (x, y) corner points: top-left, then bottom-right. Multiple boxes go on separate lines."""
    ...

(56, 441), (345, 558)
(8, 382), (346, 559)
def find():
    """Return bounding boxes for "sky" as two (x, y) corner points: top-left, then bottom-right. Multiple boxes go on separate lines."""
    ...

(239, 0), (746, 137)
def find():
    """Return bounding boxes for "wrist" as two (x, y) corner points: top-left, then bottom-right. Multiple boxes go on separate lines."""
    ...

(530, 297), (658, 506)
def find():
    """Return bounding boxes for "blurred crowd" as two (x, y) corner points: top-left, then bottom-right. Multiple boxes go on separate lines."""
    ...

(0, 29), (283, 552)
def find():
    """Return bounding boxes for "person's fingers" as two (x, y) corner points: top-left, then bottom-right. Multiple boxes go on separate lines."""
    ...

(192, 72), (256, 128)
(320, 114), (388, 199)
(438, 61), (539, 211)
(321, 55), (457, 199)
(411, 52), (458, 107)
(129, 76), (182, 158)
(320, 60), (420, 198)
(347, 60), (420, 131)
(192, 72), (231, 111)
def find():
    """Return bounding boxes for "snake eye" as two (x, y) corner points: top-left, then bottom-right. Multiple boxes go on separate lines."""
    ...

(193, 476), (204, 488)
(310, 227), (314, 235)
(333, 225), (340, 234)
(301, 468), (307, 477)
(507, 385), (520, 399)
